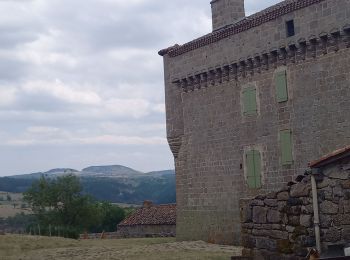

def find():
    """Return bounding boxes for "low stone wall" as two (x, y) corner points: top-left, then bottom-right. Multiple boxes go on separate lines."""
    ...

(79, 232), (122, 240)
(117, 225), (176, 238)
(240, 159), (350, 259)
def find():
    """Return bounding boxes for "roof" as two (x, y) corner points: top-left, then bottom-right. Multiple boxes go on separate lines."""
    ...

(159, 0), (325, 57)
(309, 145), (350, 169)
(118, 204), (176, 226)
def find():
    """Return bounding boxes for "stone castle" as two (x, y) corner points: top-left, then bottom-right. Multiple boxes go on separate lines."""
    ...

(159, 0), (350, 245)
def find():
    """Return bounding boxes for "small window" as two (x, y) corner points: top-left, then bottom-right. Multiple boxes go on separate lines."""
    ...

(275, 70), (288, 103)
(243, 86), (257, 116)
(246, 150), (262, 189)
(286, 20), (295, 37)
(280, 130), (293, 165)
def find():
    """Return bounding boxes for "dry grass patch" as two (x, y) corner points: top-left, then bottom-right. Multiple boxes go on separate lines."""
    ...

(0, 235), (242, 260)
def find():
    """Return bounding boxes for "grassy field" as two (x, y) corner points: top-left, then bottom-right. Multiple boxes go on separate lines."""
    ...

(0, 192), (31, 218)
(0, 235), (242, 260)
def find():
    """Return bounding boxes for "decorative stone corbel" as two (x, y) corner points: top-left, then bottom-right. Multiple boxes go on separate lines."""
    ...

(329, 29), (340, 52)
(200, 72), (208, 88)
(238, 60), (246, 78)
(229, 63), (238, 81)
(181, 79), (188, 93)
(246, 58), (254, 75)
(287, 43), (297, 63)
(253, 55), (261, 74)
(209, 70), (216, 86)
(318, 33), (328, 56)
(215, 67), (222, 84)
(188, 76), (195, 91)
(343, 24), (350, 48)
(306, 36), (317, 58)
(269, 50), (278, 68)
(278, 47), (287, 65)
(194, 75), (201, 90)
(296, 39), (307, 61)
(168, 136), (182, 159)
(261, 53), (269, 71)
(222, 65), (230, 82)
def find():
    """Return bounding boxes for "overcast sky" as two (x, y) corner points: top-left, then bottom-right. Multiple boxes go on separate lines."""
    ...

(0, 0), (282, 176)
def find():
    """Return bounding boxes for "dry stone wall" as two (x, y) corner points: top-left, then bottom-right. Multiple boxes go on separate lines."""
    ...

(240, 157), (350, 259)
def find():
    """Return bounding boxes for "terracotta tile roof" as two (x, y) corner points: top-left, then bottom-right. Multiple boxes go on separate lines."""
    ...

(118, 204), (176, 226)
(159, 0), (325, 57)
(309, 145), (350, 168)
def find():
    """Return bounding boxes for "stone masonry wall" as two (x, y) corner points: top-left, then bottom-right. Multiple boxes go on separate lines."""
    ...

(162, 0), (350, 245)
(116, 225), (176, 238)
(240, 157), (350, 259)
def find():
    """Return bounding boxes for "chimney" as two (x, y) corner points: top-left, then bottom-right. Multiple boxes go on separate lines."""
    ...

(211, 0), (245, 31)
(143, 200), (153, 208)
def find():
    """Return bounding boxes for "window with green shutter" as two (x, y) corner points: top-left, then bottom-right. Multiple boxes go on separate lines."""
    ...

(275, 70), (288, 102)
(246, 150), (262, 189)
(280, 130), (293, 165)
(243, 86), (257, 115)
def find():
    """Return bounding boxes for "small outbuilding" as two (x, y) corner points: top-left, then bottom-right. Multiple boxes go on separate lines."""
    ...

(117, 201), (176, 238)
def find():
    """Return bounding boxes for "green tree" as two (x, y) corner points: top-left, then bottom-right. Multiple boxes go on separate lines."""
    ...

(24, 175), (129, 238)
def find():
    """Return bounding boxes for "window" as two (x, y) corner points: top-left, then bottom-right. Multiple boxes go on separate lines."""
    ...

(243, 86), (257, 115)
(280, 130), (293, 165)
(275, 70), (288, 103)
(246, 150), (262, 189)
(286, 20), (295, 37)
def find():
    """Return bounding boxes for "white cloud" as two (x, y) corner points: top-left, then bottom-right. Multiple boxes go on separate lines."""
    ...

(22, 80), (102, 105)
(0, 87), (17, 107)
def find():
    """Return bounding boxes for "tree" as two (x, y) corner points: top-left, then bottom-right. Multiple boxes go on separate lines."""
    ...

(6, 194), (11, 201)
(23, 175), (127, 238)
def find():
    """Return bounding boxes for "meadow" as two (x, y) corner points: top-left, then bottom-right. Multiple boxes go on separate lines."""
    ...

(0, 235), (242, 260)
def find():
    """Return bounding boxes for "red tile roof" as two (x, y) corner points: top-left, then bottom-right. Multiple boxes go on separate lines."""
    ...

(309, 145), (350, 168)
(118, 204), (176, 226)
(159, 0), (325, 57)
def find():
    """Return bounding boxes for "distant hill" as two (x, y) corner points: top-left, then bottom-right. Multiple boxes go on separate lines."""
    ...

(0, 166), (175, 205)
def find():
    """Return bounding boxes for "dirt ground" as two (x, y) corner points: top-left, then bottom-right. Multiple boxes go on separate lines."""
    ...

(0, 235), (242, 260)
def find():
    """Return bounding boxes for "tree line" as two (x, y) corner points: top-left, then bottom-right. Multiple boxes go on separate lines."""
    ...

(21, 175), (132, 238)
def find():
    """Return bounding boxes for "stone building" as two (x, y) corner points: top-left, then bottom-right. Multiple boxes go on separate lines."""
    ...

(240, 146), (350, 258)
(117, 201), (176, 238)
(159, 0), (350, 245)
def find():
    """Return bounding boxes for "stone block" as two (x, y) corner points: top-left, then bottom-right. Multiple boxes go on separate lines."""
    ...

(287, 198), (303, 206)
(252, 207), (268, 224)
(288, 216), (300, 226)
(256, 237), (277, 251)
(300, 215), (312, 227)
(322, 227), (342, 242)
(277, 239), (293, 254)
(333, 214), (350, 225)
(264, 199), (278, 207)
(241, 234), (256, 248)
(290, 182), (311, 197)
(341, 180), (350, 189)
(269, 230), (289, 240)
(266, 192), (277, 199)
(267, 209), (281, 224)
(326, 166), (350, 180)
(251, 200), (264, 206)
(241, 206), (252, 223)
(277, 192), (289, 201)
(320, 200), (338, 214)
(286, 226), (295, 233)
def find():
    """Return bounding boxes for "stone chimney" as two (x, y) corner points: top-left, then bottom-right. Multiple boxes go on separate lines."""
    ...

(211, 0), (245, 31)
(143, 200), (153, 208)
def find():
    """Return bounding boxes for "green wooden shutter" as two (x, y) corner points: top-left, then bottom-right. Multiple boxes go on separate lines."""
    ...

(253, 150), (262, 188)
(243, 87), (257, 115)
(246, 151), (256, 188)
(280, 130), (293, 165)
(246, 150), (262, 189)
(275, 71), (288, 102)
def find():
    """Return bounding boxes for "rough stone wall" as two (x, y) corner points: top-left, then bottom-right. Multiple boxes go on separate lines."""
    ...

(162, 0), (350, 245)
(116, 225), (176, 238)
(240, 157), (350, 259)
